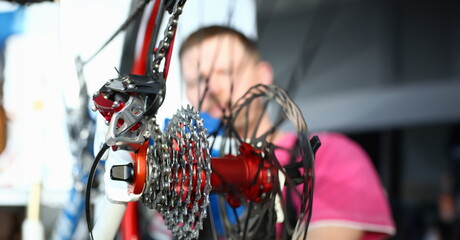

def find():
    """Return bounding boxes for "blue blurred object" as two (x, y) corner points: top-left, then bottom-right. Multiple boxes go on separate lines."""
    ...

(164, 112), (221, 133)
(0, 4), (25, 52)
(199, 112), (221, 133)
(202, 112), (246, 236)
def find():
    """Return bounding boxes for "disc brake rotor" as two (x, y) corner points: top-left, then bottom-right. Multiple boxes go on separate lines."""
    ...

(214, 84), (314, 239)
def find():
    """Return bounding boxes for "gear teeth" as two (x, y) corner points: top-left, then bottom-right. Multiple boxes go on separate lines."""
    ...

(141, 105), (211, 239)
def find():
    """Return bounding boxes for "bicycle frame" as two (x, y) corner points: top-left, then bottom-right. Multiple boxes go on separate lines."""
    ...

(92, 0), (166, 240)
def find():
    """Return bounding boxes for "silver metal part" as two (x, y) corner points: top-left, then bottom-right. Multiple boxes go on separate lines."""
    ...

(105, 96), (147, 149)
(152, 0), (187, 74)
(140, 117), (163, 208)
(141, 105), (211, 240)
(105, 78), (126, 91)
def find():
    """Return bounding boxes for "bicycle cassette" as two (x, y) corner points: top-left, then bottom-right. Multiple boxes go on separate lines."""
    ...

(141, 105), (212, 239)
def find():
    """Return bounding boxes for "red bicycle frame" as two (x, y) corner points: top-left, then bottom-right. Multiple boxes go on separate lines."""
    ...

(118, 0), (164, 239)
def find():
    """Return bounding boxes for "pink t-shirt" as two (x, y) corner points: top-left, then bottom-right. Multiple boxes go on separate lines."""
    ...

(277, 132), (396, 239)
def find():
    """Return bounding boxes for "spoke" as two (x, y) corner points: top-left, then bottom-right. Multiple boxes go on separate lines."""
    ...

(266, 197), (276, 238)
(231, 207), (242, 233)
(197, 32), (227, 112)
(242, 201), (253, 240)
(198, 76), (209, 111)
(243, 101), (250, 141)
(250, 99), (270, 141)
(283, 2), (341, 98)
(207, 120), (224, 154)
(255, 113), (286, 146)
(207, 205), (218, 240)
(224, 121), (243, 147)
(184, 3), (316, 237)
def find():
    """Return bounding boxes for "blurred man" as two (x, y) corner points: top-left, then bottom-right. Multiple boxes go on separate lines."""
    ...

(179, 25), (396, 239)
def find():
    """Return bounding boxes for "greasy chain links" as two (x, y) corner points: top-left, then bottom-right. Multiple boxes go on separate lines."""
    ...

(141, 106), (212, 239)
(152, 0), (187, 74)
(145, 1), (213, 239)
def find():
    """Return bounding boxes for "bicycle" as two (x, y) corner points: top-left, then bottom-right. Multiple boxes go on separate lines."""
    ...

(80, 0), (319, 239)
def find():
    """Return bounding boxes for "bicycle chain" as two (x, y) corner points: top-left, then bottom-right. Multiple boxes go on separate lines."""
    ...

(141, 1), (214, 239)
(152, 0), (187, 74)
(139, 0), (187, 209)
(143, 1), (314, 238)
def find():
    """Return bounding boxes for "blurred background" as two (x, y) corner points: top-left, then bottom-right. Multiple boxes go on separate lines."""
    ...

(0, 0), (459, 239)
(257, 1), (460, 239)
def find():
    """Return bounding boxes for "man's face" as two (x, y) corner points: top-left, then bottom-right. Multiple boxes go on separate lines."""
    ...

(180, 34), (260, 119)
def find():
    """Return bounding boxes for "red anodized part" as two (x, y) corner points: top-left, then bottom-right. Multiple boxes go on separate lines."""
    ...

(132, 141), (148, 195)
(92, 91), (125, 123)
(169, 141), (276, 209)
(93, 91), (142, 132)
(210, 143), (276, 207)
(119, 0), (163, 238)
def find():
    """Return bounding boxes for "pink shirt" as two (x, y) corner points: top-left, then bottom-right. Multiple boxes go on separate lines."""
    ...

(277, 132), (396, 239)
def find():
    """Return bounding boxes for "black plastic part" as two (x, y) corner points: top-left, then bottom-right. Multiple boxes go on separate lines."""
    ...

(101, 72), (166, 117)
(284, 135), (321, 186)
(165, 0), (177, 14)
(310, 135), (321, 155)
(86, 143), (110, 240)
(110, 163), (135, 182)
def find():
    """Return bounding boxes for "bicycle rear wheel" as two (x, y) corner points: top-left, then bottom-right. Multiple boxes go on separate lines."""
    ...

(205, 83), (315, 240)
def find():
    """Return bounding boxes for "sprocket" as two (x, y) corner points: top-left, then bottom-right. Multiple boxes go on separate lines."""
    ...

(141, 105), (212, 239)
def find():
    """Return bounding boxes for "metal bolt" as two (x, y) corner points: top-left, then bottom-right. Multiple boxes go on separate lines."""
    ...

(112, 100), (119, 108)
